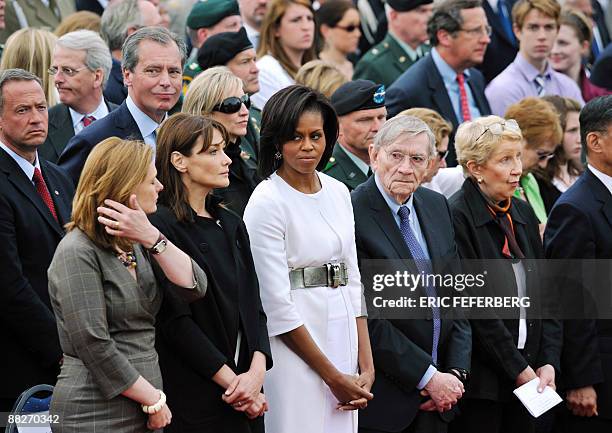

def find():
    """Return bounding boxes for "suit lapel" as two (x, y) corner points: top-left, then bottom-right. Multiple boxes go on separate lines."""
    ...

(333, 144), (368, 190)
(0, 149), (64, 236)
(413, 189), (440, 259)
(41, 160), (72, 227)
(24, 0), (58, 27)
(365, 177), (412, 259)
(115, 103), (144, 141)
(427, 57), (459, 127)
(586, 169), (612, 230)
(466, 70), (491, 115)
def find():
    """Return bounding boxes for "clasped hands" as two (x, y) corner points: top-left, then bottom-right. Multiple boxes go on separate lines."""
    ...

(329, 370), (375, 411)
(419, 371), (465, 413)
(222, 369), (268, 419)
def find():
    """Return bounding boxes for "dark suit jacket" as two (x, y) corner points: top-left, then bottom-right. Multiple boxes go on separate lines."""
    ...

(0, 148), (74, 401)
(386, 54), (491, 166)
(449, 178), (562, 402)
(104, 58), (128, 106)
(58, 101), (143, 185)
(352, 177), (472, 432)
(40, 99), (118, 164)
(591, 0), (611, 63)
(544, 168), (612, 419)
(150, 200), (272, 430)
(478, 0), (519, 84)
(323, 143), (369, 191)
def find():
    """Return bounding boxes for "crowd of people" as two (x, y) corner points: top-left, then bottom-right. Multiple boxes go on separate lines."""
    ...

(0, 0), (611, 433)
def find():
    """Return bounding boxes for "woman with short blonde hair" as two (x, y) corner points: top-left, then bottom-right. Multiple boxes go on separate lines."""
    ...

(0, 28), (59, 106)
(48, 137), (207, 433)
(55, 11), (102, 37)
(295, 59), (348, 98)
(183, 66), (260, 216)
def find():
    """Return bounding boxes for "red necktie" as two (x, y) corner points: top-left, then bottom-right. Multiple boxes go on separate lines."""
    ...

(33, 167), (58, 223)
(456, 73), (472, 122)
(82, 115), (96, 127)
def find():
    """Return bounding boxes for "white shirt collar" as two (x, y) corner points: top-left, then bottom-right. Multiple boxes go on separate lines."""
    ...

(69, 98), (109, 130)
(588, 164), (612, 196)
(126, 95), (163, 140)
(0, 140), (40, 183)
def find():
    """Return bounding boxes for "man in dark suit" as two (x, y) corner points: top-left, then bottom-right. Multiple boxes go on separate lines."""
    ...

(478, 0), (518, 83)
(0, 69), (74, 411)
(352, 115), (471, 433)
(100, 0), (163, 105)
(323, 80), (387, 191)
(386, 0), (492, 166)
(41, 30), (117, 163)
(58, 26), (185, 185)
(544, 95), (612, 433)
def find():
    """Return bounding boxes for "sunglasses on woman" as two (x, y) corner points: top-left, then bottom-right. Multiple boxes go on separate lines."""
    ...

(212, 94), (251, 114)
(335, 24), (360, 33)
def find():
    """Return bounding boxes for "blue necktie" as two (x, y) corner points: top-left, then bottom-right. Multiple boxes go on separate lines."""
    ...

(534, 74), (546, 96)
(398, 206), (440, 364)
(498, 0), (517, 45)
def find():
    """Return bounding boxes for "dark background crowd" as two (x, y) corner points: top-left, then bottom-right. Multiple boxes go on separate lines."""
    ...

(0, 0), (611, 432)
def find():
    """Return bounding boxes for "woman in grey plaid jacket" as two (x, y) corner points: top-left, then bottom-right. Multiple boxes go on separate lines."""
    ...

(47, 138), (208, 432)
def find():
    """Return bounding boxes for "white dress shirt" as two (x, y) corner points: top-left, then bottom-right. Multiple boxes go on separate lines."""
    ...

(69, 98), (110, 135)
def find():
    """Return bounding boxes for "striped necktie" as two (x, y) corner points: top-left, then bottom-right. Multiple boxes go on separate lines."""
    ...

(456, 73), (472, 122)
(534, 75), (546, 96)
(398, 206), (440, 363)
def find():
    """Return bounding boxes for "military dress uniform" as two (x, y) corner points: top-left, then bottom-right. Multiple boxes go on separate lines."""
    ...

(182, 0), (241, 97)
(242, 106), (261, 161)
(324, 79), (386, 191)
(353, 33), (430, 88)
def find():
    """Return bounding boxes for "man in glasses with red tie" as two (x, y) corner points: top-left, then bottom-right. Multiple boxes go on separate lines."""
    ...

(40, 30), (117, 164)
(0, 68), (74, 413)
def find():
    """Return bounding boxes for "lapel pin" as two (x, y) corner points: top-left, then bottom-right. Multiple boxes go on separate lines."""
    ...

(54, 190), (59, 195)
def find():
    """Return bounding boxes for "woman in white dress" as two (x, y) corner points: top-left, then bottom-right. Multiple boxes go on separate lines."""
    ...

(252, 0), (317, 109)
(244, 85), (374, 433)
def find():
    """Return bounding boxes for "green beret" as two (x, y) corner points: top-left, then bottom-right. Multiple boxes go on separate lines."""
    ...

(198, 27), (253, 69)
(187, 0), (240, 29)
(331, 80), (386, 116)
(387, 0), (433, 12)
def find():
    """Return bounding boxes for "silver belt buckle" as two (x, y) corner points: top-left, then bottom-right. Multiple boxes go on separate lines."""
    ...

(326, 263), (342, 288)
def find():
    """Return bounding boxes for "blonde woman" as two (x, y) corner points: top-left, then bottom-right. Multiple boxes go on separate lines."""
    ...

(183, 66), (260, 216)
(295, 59), (348, 98)
(48, 137), (207, 432)
(253, 0), (316, 108)
(0, 28), (59, 106)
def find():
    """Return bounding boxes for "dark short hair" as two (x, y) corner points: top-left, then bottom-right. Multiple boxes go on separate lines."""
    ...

(427, 0), (483, 46)
(156, 113), (230, 222)
(579, 95), (612, 155)
(259, 85), (338, 178)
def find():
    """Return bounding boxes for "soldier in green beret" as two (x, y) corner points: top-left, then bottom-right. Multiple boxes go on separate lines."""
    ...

(353, 0), (433, 88)
(324, 79), (387, 191)
(198, 27), (262, 161)
(182, 0), (242, 96)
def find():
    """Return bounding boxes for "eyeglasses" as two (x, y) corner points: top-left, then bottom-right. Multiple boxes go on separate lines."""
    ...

(212, 94), (251, 114)
(335, 24), (360, 33)
(384, 148), (430, 167)
(458, 24), (492, 38)
(48, 66), (88, 77)
(474, 119), (521, 143)
(536, 151), (555, 161)
(437, 150), (449, 161)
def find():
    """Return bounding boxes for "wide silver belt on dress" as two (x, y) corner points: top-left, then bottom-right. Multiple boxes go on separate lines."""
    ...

(289, 263), (348, 289)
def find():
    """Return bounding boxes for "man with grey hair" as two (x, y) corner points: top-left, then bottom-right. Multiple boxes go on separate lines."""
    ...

(101, 0), (162, 105)
(0, 68), (73, 412)
(41, 30), (116, 163)
(59, 26), (186, 185)
(351, 115), (471, 433)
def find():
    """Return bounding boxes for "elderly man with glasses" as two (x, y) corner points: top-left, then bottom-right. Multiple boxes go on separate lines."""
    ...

(351, 115), (471, 433)
(40, 30), (116, 164)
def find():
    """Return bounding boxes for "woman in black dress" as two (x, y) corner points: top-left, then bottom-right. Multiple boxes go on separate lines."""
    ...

(150, 113), (272, 432)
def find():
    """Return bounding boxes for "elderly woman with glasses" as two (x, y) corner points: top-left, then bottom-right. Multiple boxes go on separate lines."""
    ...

(448, 116), (562, 433)
(183, 66), (260, 216)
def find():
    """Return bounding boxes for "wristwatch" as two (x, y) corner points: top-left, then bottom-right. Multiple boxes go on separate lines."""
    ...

(149, 233), (168, 255)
